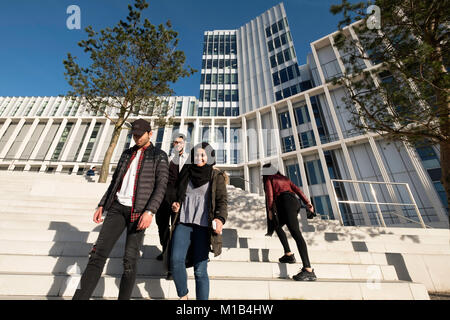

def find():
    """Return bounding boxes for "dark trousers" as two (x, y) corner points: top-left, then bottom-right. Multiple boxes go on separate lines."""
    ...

(156, 200), (175, 253)
(72, 200), (145, 300)
(274, 192), (312, 268)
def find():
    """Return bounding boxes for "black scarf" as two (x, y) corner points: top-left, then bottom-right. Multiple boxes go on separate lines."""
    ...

(176, 142), (216, 203)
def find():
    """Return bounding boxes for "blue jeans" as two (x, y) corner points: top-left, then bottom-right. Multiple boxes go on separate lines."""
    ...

(170, 223), (210, 300)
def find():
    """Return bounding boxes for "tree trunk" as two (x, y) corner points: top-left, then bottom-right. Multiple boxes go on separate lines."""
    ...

(439, 141), (450, 221)
(98, 123), (123, 183)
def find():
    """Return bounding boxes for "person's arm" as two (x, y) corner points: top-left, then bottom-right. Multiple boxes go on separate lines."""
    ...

(144, 151), (169, 214)
(290, 181), (313, 211)
(213, 172), (228, 234)
(265, 177), (274, 211)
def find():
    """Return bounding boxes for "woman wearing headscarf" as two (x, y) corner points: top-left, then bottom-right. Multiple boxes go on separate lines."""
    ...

(170, 142), (228, 300)
(262, 163), (317, 281)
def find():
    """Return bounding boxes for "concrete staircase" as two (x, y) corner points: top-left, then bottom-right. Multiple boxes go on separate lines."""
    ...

(0, 171), (448, 299)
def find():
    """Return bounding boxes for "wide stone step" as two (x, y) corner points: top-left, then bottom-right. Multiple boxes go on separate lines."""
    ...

(0, 254), (399, 281)
(0, 240), (392, 266)
(0, 199), (96, 210)
(0, 219), (448, 246)
(0, 273), (429, 300)
(0, 206), (92, 214)
(1, 228), (448, 254)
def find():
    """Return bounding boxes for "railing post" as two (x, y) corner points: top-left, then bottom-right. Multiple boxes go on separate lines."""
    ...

(405, 183), (427, 229)
(330, 179), (345, 226)
(369, 183), (387, 228)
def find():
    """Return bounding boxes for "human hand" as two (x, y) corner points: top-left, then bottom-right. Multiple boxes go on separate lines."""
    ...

(212, 218), (223, 234)
(306, 204), (314, 213)
(172, 202), (180, 213)
(93, 207), (104, 224)
(137, 212), (153, 231)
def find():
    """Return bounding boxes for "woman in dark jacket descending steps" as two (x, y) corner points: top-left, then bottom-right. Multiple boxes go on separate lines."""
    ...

(171, 142), (228, 300)
(262, 163), (317, 281)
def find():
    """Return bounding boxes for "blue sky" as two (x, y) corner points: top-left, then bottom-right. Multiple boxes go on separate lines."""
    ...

(0, 0), (344, 98)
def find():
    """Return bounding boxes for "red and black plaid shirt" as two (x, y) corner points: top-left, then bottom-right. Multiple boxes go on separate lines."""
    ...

(117, 144), (150, 223)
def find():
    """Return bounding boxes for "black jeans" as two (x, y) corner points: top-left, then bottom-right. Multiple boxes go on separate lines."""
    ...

(274, 192), (311, 268)
(156, 200), (175, 252)
(72, 200), (145, 300)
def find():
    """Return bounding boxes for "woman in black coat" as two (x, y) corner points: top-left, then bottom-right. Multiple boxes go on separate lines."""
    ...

(170, 142), (228, 300)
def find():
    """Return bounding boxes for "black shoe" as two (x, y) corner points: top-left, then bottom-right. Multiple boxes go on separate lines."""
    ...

(279, 254), (296, 264)
(156, 253), (164, 261)
(293, 267), (317, 281)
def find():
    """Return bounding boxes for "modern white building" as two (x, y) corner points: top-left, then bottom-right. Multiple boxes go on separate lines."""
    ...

(0, 3), (447, 228)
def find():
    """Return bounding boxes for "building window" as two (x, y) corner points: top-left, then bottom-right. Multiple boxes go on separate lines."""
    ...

(175, 101), (182, 116)
(225, 90), (231, 102)
(294, 105), (311, 125)
(271, 22), (278, 35)
(272, 72), (280, 86)
(282, 136), (295, 153)
(204, 90), (211, 102)
(189, 101), (195, 116)
(300, 131), (315, 148)
(270, 56), (277, 68)
(284, 48), (292, 63)
(51, 122), (73, 161)
(268, 40), (274, 52)
(82, 123), (101, 162)
(202, 126), (210, 141)
(283, 87), (291, 99)
(280, 33), (287, 46)
(275, 91), (283, 101)
(274, 37), (281, 49)
(278, 111), (292, 129)
(231, 90), (239, 102)
(231, 73), (238, 84)
(286, 163), (302, 187)
(277, 52), (285, 65)
(278, 19), (285, 32)
(280, 69), (288, 83)
(216, 150), (227, 164)
(155, 127), (164, 149)
(305, 160), (325, 185)
(265, 26), (271, 37)
(312, 196), (334, 219)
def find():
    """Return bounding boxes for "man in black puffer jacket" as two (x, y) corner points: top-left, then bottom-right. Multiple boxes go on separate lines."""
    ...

(73, 118), (169, 300)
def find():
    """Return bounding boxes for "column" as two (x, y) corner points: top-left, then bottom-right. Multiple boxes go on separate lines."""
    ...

(40, 118), (68, 172)
(92, 120), (111, 163)
(25, 119), (54, 171)
(56, 118), (83, 172)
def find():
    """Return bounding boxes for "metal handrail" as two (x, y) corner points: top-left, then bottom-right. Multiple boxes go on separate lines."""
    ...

(331, 179), (430, 229)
